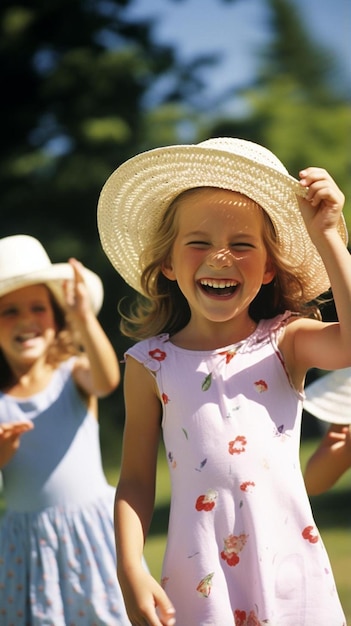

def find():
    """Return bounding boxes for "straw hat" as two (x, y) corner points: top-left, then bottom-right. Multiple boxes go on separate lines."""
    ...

(97, 137), (348, 298)
(304, 368), (351, 425)
(0, 235), (103, 314)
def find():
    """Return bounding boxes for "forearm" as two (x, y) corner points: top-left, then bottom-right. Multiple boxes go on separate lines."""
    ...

(314, 231), (351, 353)
(304, 441), (351, 495)
(74, 311), (120, 395)
(114, 480), (155, 582)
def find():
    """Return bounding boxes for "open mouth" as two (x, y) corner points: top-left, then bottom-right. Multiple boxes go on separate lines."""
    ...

(199, 279), (238, 296)
(16, 332), (39, 344)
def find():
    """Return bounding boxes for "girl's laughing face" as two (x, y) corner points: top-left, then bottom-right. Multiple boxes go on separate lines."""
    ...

(162, 188), (275, 328)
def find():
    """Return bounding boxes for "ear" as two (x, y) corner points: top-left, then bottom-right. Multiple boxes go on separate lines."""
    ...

(262, 257), (276, 285)
(161, 258), (177, 281)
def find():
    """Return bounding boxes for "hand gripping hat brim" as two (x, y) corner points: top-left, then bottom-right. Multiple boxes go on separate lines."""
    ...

(0, 235), (104, 314)
(97, 137), (348, 299)
(304, 368), (351, 425)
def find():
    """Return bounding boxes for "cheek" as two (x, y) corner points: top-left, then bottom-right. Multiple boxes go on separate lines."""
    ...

(42, 314), (58, 333)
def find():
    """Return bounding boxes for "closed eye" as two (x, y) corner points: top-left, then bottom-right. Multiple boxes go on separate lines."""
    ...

(231, 242), (255, 250)
(0, 307), (18, 317)
(186, 241), (211, 248)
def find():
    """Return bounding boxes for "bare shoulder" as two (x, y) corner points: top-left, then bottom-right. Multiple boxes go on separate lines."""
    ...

(283, 315), (323, 337)
(125, 354), (159, 391)
(280, 312), (351, 386)
(279, 316), (326, 390)
(121, 356), (163, 475)
(124, 355), (162, 420)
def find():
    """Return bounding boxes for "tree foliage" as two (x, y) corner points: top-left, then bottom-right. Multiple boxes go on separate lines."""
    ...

(209, 0), (351, 225)
(0, 0), (212, 249)
(1, 0), (350, 427)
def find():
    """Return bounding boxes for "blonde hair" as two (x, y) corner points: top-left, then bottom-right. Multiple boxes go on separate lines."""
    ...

(120, 187), (320, 340)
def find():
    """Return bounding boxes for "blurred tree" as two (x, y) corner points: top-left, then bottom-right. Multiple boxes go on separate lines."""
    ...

(210, 0), (351, 226)
(0, 0), (215, 251)
(0, 0), (219, 424)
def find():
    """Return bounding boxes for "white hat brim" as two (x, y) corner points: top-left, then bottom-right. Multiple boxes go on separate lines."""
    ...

(0, 264), (104, 314)
(304, 368), (351, 425)
(97, 140), (348, 299)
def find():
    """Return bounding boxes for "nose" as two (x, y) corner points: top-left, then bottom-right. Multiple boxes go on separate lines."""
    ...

(18, 308), (36, 324)
(206, 248), (234, 269)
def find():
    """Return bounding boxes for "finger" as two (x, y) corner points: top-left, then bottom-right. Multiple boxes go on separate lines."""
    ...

(68, 258), (85, 284)
(156, 600), (176, 626)
(299, 167), (330, 185)
(0, 421), (33, 432)
(327, 432), (347, 443)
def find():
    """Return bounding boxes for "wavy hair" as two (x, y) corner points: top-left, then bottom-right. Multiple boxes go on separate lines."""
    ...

(120, 187), (321, 340)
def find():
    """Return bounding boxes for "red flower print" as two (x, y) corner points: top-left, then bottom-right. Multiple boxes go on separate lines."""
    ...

(195, 489), (218, 511)
(302, 525), (319, 544)
(196, 572), (214, 597)
(219, 349), (236, 364)
(149, 348), (167, 361)
(234, 610), (247, 626)
(228, 435), (247, 455)
(247, 610), (262, 625)
(254, 379), (268, 393)
(162, 392), (169, 404)
(221, 550), (240, 566)
(221, 532), (248, 567)
(240, 481), (255, 493)
(234, 609), (262, 626)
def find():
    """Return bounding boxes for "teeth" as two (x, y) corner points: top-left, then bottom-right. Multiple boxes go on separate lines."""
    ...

(200, 279), (237, 289)
(18, 333), (36, 340)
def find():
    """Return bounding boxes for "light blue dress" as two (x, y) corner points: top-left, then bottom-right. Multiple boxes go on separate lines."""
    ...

(0, 357), (130, 626)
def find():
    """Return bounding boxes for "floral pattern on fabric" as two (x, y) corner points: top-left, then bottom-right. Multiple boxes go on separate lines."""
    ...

(195, 489), (218, 512)
(302, 525), (319, 544)
(221, 533), (248, 567)
(126, 315), (346, 625)
(234, 608), (269, 625)
(196, 572), (214, 598)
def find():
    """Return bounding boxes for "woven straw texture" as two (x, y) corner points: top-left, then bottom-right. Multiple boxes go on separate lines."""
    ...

(97, 138), (348, 300)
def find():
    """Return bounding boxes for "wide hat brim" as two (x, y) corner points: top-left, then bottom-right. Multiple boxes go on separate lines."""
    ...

(304, 368), (351, 425)
(97, 138), (348, 299)
(0, 264), (104, 314)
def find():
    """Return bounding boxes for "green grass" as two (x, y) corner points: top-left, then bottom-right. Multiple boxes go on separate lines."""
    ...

(1, 438), (350, 622)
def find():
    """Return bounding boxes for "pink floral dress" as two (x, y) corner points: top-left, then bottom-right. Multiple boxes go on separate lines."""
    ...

(126, 313), (346, 626)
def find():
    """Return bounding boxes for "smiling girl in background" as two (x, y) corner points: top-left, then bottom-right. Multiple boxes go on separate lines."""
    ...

(0, 235), (131, 625)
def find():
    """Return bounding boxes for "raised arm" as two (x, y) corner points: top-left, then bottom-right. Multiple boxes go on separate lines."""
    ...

(284, 169), (351, 377)
(65, 258), (120, 397)
(115, 355), (176, 626)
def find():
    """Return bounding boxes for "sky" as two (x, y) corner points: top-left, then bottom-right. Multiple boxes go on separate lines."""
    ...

(125, 0), (351, 113)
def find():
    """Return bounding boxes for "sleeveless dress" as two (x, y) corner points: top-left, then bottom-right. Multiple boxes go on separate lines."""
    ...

(126, 313), (346, 626)
(0, 357), (130, 626)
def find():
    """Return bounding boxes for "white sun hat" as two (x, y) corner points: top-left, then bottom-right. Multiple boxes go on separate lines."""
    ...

(0, 235), (103, 314)
(97, 137), (348, 298)
(304, 368), (351, 425)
